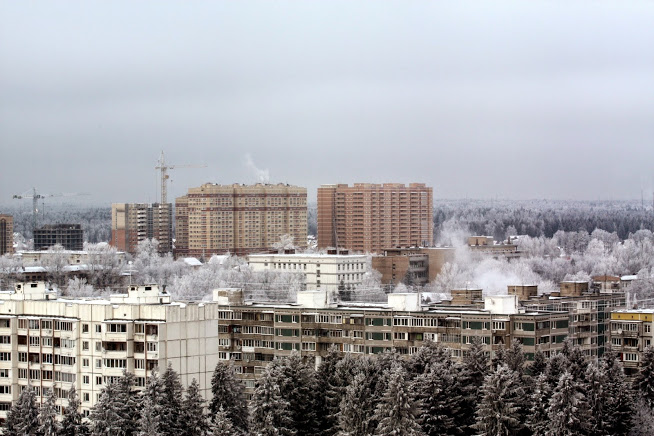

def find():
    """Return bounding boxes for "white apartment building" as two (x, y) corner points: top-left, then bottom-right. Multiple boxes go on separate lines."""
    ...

(0, 282), (221, 420)
(247, 253), (369, 292)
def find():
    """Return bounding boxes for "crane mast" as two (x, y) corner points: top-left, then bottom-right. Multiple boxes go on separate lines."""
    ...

(155, 151), (206, 204)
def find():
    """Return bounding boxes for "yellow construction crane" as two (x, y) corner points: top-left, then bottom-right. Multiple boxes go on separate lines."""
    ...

(12, 188), (89, 230)
(155, 151), (207, 204)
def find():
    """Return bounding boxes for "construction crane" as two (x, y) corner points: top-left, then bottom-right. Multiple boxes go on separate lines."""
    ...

(155, 151), (207, 204)
(12, 187), (89, 230)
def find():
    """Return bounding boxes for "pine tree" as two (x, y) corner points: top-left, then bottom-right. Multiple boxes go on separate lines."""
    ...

(182, 379), (209, 436)
(160, 363), (185, 436)
(373, 363), (423, 436)
(209, 361), (249, 433)
(250, 363), (296, 436)
(491, 345), (507, 370)
(527, 374), (551, 436)
(634, 346), (654, 409)
(474, 364), (525, 436)
(38, 389), (61, 436)
(138, 371), (165, 436)
(210, 406), (237, 436)
(337, 372), (377, 436)
(5, 387), (39, 436)
(414, 360), (463, 436)
(547, 371), (591, 436)
(90, 381), (124, 435)
(61, 386), (90, 436)
(276, 352), (319, 436)
(583, 363), (603, 434)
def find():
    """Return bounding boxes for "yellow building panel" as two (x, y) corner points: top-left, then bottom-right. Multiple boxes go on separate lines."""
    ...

(611, 312), (653, 321)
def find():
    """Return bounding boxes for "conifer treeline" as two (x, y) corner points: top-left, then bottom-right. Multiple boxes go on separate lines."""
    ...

(4, 342), (654, 436)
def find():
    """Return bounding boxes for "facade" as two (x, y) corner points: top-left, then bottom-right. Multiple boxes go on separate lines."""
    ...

(468, 236), (521, 260)
(111, 203), (173, 254)
(175, 183), (307, 257)
(0, 215), (12, 256)
(19, 250), (127, 267)
(372, 247), (454, 286)
(609, 309), (654, 376)
(0, 282), (221, 420)
(317, 183), (433, 253)
(33, 224), (83, 251)
(247, 253), (369, 292)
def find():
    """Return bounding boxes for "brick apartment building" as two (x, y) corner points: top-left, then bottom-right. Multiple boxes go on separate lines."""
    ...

(111, 203), (173, 254)
(0, 215), (12, 256)
(175, 183), (307, 258)
(317, 183), (433, 253)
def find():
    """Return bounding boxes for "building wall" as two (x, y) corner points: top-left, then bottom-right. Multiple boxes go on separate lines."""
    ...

(33, 225), (83, 251)
(247, 254), (368, 292)
(174, 183), (307, 258)
(609, 310), (654, 376)
(372, 247), (454, 286)
(111, 203), (173, 254)
(0, 215), (13, 256)
(317, 183), (433, 254)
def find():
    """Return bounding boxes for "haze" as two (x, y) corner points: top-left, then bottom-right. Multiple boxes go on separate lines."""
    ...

(1, 1), (653, 205)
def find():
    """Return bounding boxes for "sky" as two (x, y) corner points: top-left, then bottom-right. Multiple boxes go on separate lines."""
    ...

(1, 1), (654, 206)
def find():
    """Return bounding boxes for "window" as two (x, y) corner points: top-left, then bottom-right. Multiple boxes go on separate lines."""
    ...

(42, 337), (52, 347)
(0, 386), (11, 394)
(219, 339), (231, 346)
(42, 354), (53, 364)
(41, 320), (52, 330)
(0, 353), (10, 361)
(146, 343), (157, 352)
(29, 336), (40, 346)
(82, 358), (89, 367)
(108, 324), (127, 333)
(612, 338), (621, 346)
(492, 321), (506, 330)
(624, 353), (638, 362)
(95, 359), (101, 369)
(18, 369), (27, 379)
(0, 336), (10, 344)
(96, 376), (102, 385)
(83, 375), (90, 384)
(135, 359), (145, 369)
(82, 324), (89, 333)
(134, 324), (144, 334)
(83, 393), (90, 402)
(82, 341), (89, 351)
(96, 342), (102, 352)
(95, 325), (102, 333)
(0, 369), (9, 378)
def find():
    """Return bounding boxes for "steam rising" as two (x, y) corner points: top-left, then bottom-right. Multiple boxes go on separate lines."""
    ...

(245, 154), (270, 184)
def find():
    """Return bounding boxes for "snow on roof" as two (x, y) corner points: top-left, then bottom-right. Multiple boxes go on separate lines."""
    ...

(248, 253), (367, 259)
(183, 258), (203, 267)
(621, 275), (638, 281)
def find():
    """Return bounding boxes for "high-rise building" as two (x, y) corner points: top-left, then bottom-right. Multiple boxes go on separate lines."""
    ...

(111, 203), (173, 254)
(317, 183), (433, 253)
(175, 183), (307, 257)
(0, 215), (13, 256)
(33, 224), (83, 251)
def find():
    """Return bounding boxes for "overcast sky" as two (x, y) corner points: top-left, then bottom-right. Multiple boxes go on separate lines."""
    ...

(1, 1), (653, 206)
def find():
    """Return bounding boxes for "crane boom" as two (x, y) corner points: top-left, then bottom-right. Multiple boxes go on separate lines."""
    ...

(155, 151), (206, 204)
(12, 188), (89, 230)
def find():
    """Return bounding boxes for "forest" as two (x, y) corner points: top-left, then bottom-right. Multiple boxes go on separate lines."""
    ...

(4, 340), (654, 436)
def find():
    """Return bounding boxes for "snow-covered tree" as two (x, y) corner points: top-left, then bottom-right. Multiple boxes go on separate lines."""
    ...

(596, 350), (633, 436)
(38, 389), (61, 436)
(634, 346), (654, 409)
(61, 386), (90, 436)
(504, 339), (526, 374)
(138, 371), (165, 436)
(41, 243), (70, 287)
(180, 379), (208, 435)
(160, 363), (185, 436)
(250, 364), (296, 436)
(474, 364), (525, 436)
(528, 350), (547, 377)
(66, 277), (95, 297)
(373, 363), (423, 436)
(316, 346), (342, 436)
(459, 336), (490, 432)
(272, 234), (296, 253)
(115, 370), (141, 436)
(527, 374), (551, 436)
(630, 399), (654, 436)
(209, 362), (248, 433)
(338, 372), (377, 436)
(406, 340), (452, 377)
(413, 359), (463, 436)
(275, 352), (319, 436)
(90, 381), (124, 435)
(547, 371), (590, 436)
(4, 387), (39, 435)
(210, 406), (237, 436)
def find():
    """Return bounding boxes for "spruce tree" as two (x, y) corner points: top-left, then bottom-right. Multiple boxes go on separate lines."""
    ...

(90, 381), (124, 435)
(504, 339), (526, 374)
(406, 340), (451, 376)
(6, 387), (39, 435)
(210, 406), (237, 436)
(459, 336), (489, 435)
(183, 379), (209, 436)
(250, 363), (296, 436)
(527, 374), (552, 436)
(276, 352), (319, 436)
(597, 352), (633, 436)
(61, 386), (90, 436)
(528, 350), (547, 377)
(337, 372), (377, 436)
(413, 360), (463, 436)
(316, 345), (342, 436)
(324, 353), (361, 436)
(634, 346), (654, 409)
(547, 371), (591, 436)
(373, 363), (423, 436)
(544, 352), (568, 389)
(209, 361), (249, 433)
(38, 389), (61, 436)
(138, 371), (165, 436)
(160, 363), (185, 436)
(474, 364), (525, 436)
(630, 399), (654, 436)
(116, 370), (142, 436)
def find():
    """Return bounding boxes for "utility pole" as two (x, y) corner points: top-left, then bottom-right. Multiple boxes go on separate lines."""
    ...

(155, 151), (206, 204)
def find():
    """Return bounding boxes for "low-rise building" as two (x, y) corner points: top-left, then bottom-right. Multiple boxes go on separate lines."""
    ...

(247, 252), (368, 292)
(468, 236), (521, 260)
(372, 247), (454, 286)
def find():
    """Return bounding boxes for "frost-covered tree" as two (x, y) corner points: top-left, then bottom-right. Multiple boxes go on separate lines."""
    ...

(275, 352), (319, 436)
(634, 346), (654, 409)
(209, 362), (248, 433)
(66, 277), (95, 297)
(406, 340), (452, 377)
(210, 406), (237, 436)
(160, 363), (185, 436)
(547, 371), (590, 436)
(250, 364), (296, 436)
(474, 364), (525, 436)
(115, 371), (141, 436)
(272, 234), (296, 253)
(373, 363), (423, 436)
(413, 359), (463, 436)
(316, 346), (342, 436)
(528, 350), (547, 377)
(84, 242), (125, 290)
(338, 372), (377, 436)
(5, 387), (39, 435)
(630, 399), (654, 436)
(596, 350), (633, 436)
(544, 352), (568, 389)
(527, 374), (551, 436)
(182, 379), (209, 436)
(504, 339), (526, 374)
(41, 243), (70, 288)
(138, 370), (165, 436)
(459, 336), (489, 433)
(38, 389), (61, 436)
(61, 386), (90, 436)
(90, 381), (124, 435)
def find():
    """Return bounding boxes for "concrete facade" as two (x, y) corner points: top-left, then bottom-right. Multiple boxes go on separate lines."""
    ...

(372, 247), (454, 286)
(111, 203), (173, 254)
(609, 309), (654, 376)
(34, 225), (83, 251)
(317, 183), (433, 253)
(247, 253), (369, 292)
(175, 183), (307, 258)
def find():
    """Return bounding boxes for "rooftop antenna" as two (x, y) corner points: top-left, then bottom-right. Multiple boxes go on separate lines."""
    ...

(155, 151), (207, 204)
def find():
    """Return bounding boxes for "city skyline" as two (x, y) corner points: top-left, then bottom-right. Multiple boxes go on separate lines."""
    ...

(1, 2), (654, 205)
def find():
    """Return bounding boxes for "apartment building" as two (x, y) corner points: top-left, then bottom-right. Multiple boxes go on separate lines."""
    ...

(247, 253), (369, 292)
(468, 236), (521, 260)
(372, 247), (454, 286)
(20, 250), (127, 267)
(609, 309), (654, 376)
(317, 183), (433, 253)
(0, 282), (221, 420)
(0, 215), (13, 256)
(34, 224), (83, 251)
(111, 203), (173, 254)
(175, 183), (307, 258)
